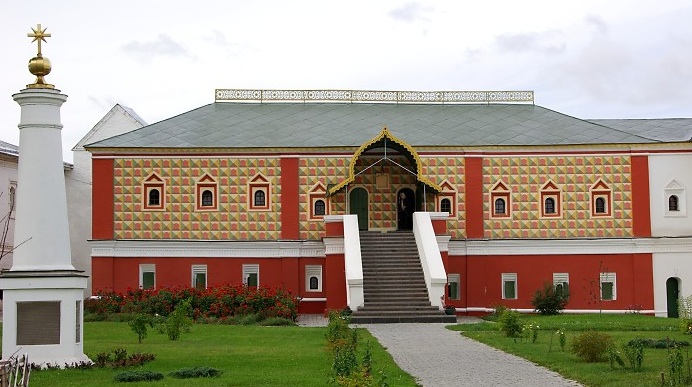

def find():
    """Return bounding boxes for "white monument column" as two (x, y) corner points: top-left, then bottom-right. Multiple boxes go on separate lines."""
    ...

(0, 24), (90, 366)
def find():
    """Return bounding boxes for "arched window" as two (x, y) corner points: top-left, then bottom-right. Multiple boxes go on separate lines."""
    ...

(494, 198), (506, 215)
(254, 190), (266, 207)
(544, 197), (556, 214)
(148, 189), (160, 206)
(309, 276), (319, 290)
(490, 181), (511, 218)
(314, 199), (326, 216)
(201, 190), (213, 207)
(440, 198), (451, 213)
(595, 197), (606, 214)
(669, 195), (679, 211)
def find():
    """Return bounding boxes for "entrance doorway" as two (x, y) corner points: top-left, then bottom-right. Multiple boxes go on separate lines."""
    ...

(397, 188), (415, 230)
(350, 187), (369, 230)
(667, 277), (680, 318)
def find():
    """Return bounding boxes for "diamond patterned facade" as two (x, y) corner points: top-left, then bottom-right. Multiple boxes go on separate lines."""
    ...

(113, 158), (282, 240)
(482, 155), (632, 238)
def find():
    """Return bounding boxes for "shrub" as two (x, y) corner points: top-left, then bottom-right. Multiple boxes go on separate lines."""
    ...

(571, 331), (614, 362)
(483, 304), (507, 322)
(88, 284), (298, 321)
(679, 295), (692, 334)
(233, 313), (264, 325)
(93, 349), (156, 368)
(622, 340), (644, 371)
(326, 310), (353, 352)
(260, 317), (296, 326)
(128, 313), (153, 343)
(169, 366), (221, 379)
(523, 322), (539, 343)
(531, 282), (569, 315)
(627, 338), (689, 349)
(114, 370), (164, 383)
(163, 298), (193, 341)
(498, 309), (522, 338)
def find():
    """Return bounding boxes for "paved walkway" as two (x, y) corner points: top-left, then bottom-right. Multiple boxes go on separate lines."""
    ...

(298, 315), (582, 387)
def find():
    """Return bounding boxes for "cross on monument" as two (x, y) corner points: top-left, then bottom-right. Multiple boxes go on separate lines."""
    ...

(28, 24), (50, 57)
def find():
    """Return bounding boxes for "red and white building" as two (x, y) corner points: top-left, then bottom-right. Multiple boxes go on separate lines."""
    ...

(85, 89), (692, 317)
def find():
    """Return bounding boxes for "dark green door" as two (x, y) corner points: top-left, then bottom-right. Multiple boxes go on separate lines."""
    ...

(350, 188), (368, 230)
(667, 277), (680, 318)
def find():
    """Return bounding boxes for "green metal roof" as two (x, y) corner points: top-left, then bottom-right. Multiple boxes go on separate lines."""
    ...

(589, 118), (692, 142)
(86, 102), (659, 149)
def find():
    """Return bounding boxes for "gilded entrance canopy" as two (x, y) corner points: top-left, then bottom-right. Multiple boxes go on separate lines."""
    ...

(327, 126), (441, 197)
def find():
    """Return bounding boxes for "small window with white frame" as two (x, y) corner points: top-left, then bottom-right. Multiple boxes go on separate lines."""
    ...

(305, 265), (323, 292)
(540, 181), (562, 218)
(490, 181), (511, 218)
(447, 274), (460, 300)
(665, 180), (686, 217)
(437, 180), (456, 217)
(139, 264), (156, 290)
(502, 273), (517, 299)
(309, 183), (329, 220)
(248, 174), (271, 211)
(243, 264), (259, 287)
(191, 265), (207, 289)
(600, 272), (617, 301)
(590, 179), (612, 217)
(142, 173), (166, 211)
(195, 173), (218, 211)
(552, 273), (569, 297)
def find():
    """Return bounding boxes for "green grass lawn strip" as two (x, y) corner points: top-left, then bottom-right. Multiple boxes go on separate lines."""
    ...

(450, 314), (684, 387)
(24, 322), (418, 387)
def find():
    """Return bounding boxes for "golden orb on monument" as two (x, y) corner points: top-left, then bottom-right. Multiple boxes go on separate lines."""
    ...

(28, 55), (51, 77)
(25, 24), (55, 89)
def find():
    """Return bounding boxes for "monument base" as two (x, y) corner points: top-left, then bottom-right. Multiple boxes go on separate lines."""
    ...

(0, 270), (91, 367)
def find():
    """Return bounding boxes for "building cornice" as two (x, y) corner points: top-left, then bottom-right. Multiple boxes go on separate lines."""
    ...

(450, 237), (692, 256)
(90, 240), (325, 258)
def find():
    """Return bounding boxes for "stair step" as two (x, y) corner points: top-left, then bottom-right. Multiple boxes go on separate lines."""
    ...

(350, 315), (457, 324)
(354, 231), (452, 324)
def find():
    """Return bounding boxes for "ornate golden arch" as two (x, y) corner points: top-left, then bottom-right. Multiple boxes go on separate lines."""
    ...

(327, 126), (441, 196)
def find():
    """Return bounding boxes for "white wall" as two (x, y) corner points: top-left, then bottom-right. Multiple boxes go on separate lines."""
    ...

(66, 105), (145, 295)
(653, 252), (692, 317)
(649, 154), (692, 237)
(0, 158), (18, 272)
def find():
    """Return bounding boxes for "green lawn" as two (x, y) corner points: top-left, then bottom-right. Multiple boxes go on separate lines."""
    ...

(25, 322), (419, 387)
(449, 314), (685, 387)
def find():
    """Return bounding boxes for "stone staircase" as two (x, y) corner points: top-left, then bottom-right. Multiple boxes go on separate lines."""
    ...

(350, 231), (456, 324)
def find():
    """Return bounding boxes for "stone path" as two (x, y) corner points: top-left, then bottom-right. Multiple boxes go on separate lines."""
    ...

(298, 315), (582, 387)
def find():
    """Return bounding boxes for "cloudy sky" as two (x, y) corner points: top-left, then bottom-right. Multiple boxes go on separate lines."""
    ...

(2, 1), (692, 162)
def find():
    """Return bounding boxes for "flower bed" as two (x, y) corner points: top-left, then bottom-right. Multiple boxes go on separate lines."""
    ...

(86, 285), (298, 321)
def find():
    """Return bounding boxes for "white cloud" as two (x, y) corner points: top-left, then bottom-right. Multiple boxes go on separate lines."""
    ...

(121, 34), (194, 61)
(388, 2), (434, 23)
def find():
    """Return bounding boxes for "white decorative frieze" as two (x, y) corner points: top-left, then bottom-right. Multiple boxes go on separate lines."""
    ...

(215, 89), (534, 104)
